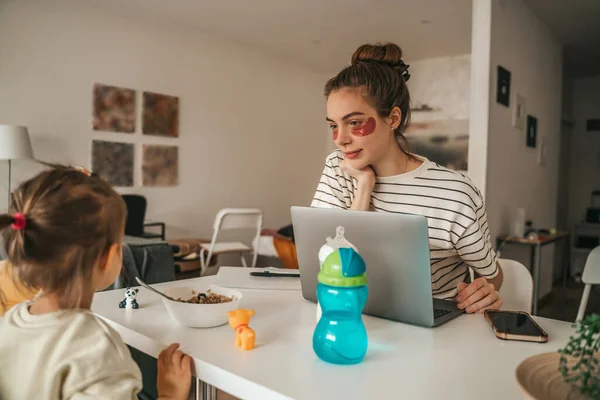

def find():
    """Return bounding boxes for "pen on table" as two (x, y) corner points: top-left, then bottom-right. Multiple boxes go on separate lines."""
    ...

(249, 271), (300, 278)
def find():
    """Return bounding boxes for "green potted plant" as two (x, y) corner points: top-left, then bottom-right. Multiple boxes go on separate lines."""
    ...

(559, 314), (600, 399)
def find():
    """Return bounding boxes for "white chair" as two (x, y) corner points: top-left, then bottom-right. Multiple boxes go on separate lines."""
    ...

(199, 208), (263, 275)
(576, 246), (600, 322)
(497, 258), (533, 313)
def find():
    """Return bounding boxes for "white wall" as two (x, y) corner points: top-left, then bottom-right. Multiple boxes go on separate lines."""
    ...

(485, 0), (563, 297)
(468, 0), (492, 197)
(0, 0), (328, 238)
(408, 54), (471, 123)
(568, 76), (600, 228)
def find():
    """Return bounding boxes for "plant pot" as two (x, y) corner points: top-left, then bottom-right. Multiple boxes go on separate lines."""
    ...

(516, 352), (597, 400)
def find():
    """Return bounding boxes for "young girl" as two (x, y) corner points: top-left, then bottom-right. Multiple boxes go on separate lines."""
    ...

(312, 43), (504, 314)
(0, 165), (191, 399)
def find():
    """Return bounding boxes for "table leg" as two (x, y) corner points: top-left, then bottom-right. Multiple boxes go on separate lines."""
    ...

(529, 245), (535, 274)
(195, 378), (218, 400)
(533, 244), (541, 315)
(561, 235), (571, 320)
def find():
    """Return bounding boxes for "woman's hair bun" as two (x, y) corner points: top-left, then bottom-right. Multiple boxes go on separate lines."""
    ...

(351, 43), (410, 81)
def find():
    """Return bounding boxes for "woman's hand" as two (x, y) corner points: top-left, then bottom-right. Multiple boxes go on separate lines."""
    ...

(339, 159), (376, 211)
(157, 343), (192, 400)
(455, 278), (503, 314)
(340, 159), (376, 189)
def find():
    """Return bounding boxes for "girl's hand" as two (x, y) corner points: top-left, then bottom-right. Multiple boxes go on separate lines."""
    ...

(340, 159), (376, 190)
(157, 343), (192, 400)
(456, 278), (503, 313)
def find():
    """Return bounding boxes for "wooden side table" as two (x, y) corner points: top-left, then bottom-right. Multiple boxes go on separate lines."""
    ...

(496, 232), (570, 315)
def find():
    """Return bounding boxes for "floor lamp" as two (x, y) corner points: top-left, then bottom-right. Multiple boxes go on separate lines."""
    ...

(0, 125), (34, 210)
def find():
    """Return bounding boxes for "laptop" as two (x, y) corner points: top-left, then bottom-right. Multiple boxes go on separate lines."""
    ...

(291, 206), (464, 328)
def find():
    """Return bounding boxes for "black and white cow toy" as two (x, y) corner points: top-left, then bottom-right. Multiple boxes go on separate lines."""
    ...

(119, 287), (140, 309)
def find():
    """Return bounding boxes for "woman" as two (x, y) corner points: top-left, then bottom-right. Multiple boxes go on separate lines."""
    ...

(312, 43), (503, 314)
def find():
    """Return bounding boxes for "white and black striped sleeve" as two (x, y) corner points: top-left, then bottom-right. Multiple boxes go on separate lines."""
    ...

(454, 200), (498, 278)
(311, 155), (351, 210)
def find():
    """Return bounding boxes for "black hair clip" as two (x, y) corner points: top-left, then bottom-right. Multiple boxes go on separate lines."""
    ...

(398, 60), (411, 82)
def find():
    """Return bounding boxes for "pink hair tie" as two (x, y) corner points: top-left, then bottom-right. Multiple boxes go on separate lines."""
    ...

(11, 213), (27, 230)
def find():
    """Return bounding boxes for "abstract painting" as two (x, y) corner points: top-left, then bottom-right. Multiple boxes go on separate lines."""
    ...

(405, 119), (469, 171)
(142, 92), (179, 137)
(91, 140), (134, 187)
(92, 83), (136, 133)
(142, 145), (178, 186)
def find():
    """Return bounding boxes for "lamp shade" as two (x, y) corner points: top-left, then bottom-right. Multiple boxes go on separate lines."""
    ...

(0, 125), (34, 160)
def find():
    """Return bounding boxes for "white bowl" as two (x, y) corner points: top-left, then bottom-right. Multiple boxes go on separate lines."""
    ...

(161, 285), (242, 328)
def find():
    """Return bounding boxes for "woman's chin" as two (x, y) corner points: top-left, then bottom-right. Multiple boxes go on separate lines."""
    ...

(346, 158), (370, 171)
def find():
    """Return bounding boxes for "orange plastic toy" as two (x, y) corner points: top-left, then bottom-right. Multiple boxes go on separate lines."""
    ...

(227, 309), (256, 351)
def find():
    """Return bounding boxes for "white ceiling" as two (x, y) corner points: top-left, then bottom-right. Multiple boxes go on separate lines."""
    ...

(85, 0), (473, 73)
(526, 0), (600, 77)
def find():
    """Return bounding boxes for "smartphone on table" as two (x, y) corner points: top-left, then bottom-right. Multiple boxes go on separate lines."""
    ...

(484, 310), (548, 343)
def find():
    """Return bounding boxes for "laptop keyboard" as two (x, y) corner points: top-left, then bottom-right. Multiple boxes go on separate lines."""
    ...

(434, 308), (452, 319)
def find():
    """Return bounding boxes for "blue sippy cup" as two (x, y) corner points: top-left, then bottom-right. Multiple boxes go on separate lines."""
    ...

(313, 226), (368, 365)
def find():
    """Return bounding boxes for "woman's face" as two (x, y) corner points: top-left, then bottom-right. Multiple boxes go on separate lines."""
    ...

(326, 89), (395, 170)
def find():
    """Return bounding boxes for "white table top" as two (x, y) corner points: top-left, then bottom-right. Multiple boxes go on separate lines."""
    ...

(92, 275), (574, 400)
(214, 267), (301, 291)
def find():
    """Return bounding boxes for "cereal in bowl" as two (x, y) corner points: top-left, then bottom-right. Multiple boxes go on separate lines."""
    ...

(177, 289), (235, 304)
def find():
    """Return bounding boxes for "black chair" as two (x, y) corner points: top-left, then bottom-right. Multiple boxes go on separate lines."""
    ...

(121, 194), (165, 240)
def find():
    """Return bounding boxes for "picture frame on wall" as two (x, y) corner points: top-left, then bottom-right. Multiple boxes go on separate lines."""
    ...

(91, 140), (134, 187)
(526, 115), (538, 148)
(513, 93), (526, 131)
(92, 83), (136, 134)
(142, 144), (179, 186)
(496, 66), (511, 107)
(142, 91), (179, 138)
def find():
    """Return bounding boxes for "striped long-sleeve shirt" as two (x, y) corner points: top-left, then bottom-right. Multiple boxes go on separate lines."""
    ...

(311, 150), (498, 299)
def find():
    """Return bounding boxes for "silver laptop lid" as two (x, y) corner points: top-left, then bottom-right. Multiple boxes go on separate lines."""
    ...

(291, 206), (436, 327)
